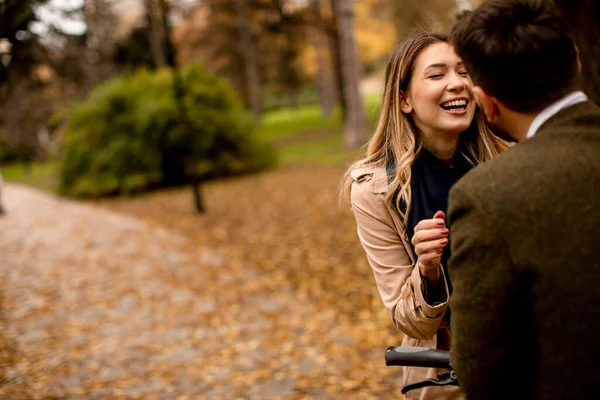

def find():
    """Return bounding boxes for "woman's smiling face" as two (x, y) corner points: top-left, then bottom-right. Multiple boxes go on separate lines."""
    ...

(401, 42), (476, 139)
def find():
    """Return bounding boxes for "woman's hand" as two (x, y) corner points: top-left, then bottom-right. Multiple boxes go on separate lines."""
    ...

(412, 210), (449, 286)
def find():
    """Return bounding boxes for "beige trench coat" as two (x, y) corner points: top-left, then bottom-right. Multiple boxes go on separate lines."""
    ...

(350, 164), (463, 400)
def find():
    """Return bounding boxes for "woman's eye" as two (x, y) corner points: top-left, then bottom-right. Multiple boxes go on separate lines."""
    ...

(428, 73), (444, 79)
(459, 71), (469, 76)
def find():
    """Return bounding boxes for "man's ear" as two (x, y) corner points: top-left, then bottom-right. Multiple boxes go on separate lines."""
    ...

(472, 85), (500, 123)
(400, 92), (412, 114)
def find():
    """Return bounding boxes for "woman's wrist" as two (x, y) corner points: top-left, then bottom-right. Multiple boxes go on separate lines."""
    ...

(418, 261), (442, 287)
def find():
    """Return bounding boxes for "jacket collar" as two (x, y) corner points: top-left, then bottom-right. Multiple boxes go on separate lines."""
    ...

(527, 91), (588, 139)
(536, 100), (596, 138)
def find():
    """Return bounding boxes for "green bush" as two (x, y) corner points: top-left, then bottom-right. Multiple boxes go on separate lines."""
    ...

(58, 66), (277, 197)
(0, 140), (21, 163)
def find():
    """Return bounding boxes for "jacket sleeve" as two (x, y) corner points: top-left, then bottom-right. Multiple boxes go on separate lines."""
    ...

(350, 180), (449, 340)
(448, 183), (518, 400)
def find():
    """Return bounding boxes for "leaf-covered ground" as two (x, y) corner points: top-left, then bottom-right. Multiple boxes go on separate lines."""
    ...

(0, 165), (407, 399)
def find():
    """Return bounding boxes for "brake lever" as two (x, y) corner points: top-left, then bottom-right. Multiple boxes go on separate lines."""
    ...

(400, 371), (459, 395)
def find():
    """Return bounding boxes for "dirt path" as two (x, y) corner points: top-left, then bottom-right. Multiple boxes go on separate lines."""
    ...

(0, 182), (403, 399)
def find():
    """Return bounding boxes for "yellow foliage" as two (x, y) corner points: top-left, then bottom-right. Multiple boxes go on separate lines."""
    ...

(299, 45), (318, 80)
(355, 0), (397, 67)
(297, 0), (397, 80)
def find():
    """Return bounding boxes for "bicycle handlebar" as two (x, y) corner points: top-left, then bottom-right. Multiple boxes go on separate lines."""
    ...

(385, 346), (451, 369)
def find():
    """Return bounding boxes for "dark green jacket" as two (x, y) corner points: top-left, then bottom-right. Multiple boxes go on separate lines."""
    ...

(448, 101), (600, 400)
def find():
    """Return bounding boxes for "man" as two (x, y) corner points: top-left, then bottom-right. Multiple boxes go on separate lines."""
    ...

(447, 0), (600, 399)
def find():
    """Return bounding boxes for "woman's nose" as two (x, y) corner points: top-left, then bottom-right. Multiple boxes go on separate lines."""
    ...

(448, 74), (466, 91)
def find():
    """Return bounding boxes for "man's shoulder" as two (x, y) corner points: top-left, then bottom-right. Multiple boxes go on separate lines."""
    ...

(450, 141), (553, 222)
(453, 146), (525, 200)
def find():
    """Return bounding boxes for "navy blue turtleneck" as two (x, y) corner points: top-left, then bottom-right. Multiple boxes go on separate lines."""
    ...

(388, 148), (473, 301)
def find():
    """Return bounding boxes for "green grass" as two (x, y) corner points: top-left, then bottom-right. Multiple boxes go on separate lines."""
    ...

(257, 92), (382, 142)
(281, 133), (344, 164)
(257, 104), (342, 142)
(278, 132), (365, 166)
(266, 92), (381, 166)
(1, 161), (59, 192)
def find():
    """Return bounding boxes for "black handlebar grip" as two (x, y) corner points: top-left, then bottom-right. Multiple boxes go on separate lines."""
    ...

(385, 346), (451, 369)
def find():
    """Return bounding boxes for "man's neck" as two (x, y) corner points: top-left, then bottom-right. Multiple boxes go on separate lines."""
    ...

(497, 91), (587, 141)
(497, 104), (538, 142)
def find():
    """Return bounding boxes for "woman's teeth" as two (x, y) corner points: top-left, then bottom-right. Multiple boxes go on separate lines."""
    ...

(441, 100), (467, 110)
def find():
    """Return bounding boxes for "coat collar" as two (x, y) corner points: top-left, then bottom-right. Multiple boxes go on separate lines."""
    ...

(536, 100), (596, 138)
(527, 91), (588, 139)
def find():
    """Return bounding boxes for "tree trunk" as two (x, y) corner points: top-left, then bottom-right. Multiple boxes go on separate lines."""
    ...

(235, 0), (262, 121)
(392, 0), (424, 41)
(554, 0), (600, 106)
(158, 0), (176, 68)
(192, 179), (205, 213)
(163, 0), (205, 213)
(328, 0), (346, 119)
(328, 29), (346, 118)
(145, 0), (167, 68)
(311, 0), (337, 118)
(0, 1), (9, 85)
(83, 0), (117, 89)
(333, 0), (367, 149)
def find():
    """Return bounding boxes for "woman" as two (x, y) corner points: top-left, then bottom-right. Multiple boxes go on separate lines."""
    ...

(342, 32), (509, 400)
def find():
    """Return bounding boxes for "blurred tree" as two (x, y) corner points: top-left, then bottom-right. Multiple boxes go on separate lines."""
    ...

(309, 0), (337, 118)
(354, 0), (395, 72)
(113, 25), (156, 70)
(0, 0), (49, 84)
(144, 0), (177, 68)
(134, 0), (209, 212)
(554, 0), (600, 106)
(173, 0), (252, 112)
(172, 0), (393, 122)
(235, 0), (261, 120)
(323, 0), (346, 118)
(261, 0), (311, 110)
(113, 0), (177, 72)
(333, 0), (367, 148)
(0, 0), (119, 163)
(173, 0), (313, 115)
(0, 0), (51, 163)
(146, 0), (167, 67)
(388, 0), (458, 40)
(82, 0), (117, 89)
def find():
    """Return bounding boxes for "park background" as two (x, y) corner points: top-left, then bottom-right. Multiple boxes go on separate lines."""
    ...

(1, 0), (598, 398)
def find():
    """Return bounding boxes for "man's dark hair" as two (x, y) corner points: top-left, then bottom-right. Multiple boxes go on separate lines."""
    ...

(451, 0), (579, 113)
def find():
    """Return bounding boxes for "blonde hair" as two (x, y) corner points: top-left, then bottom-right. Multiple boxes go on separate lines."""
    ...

(341, 31), (509, 227)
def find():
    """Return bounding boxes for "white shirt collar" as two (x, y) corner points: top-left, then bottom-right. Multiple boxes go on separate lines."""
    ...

(526, 91), (588, 139)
